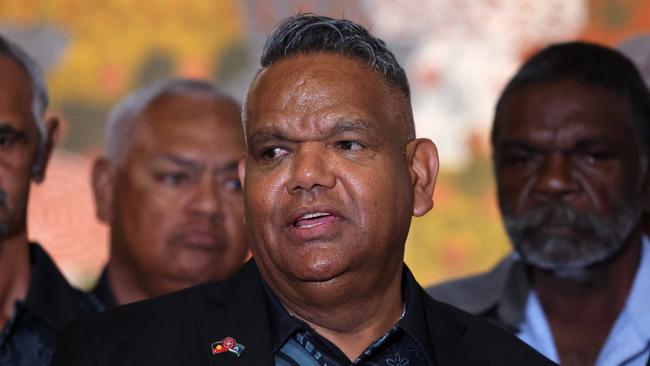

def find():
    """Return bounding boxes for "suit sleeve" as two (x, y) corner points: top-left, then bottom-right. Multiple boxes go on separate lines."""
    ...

(50, 319), (98, 366)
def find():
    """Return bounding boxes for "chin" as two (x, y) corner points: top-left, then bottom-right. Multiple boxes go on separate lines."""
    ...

(285, 257), (349, 283)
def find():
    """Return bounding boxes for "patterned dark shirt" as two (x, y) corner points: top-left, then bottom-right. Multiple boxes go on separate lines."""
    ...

(0, 243), (103, 365)
(266, 269), (434, 366)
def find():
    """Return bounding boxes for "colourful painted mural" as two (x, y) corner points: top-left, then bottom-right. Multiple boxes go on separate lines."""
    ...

(1, 0), (648, 288)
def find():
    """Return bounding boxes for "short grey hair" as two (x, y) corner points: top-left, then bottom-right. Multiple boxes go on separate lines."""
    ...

(0, 35), (49, 172)
(249, 14), (415, 140)
(105, 78), (232, 165)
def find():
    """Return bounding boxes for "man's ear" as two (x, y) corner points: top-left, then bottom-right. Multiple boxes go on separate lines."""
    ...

(32, 115), (60, 183)
(405, 138), (439, 217)
(238, 157), (247, 192)
(92, 157), (116, 224)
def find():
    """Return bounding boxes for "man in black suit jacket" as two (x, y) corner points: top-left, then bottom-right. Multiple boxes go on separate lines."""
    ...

(51, 14), (553, 366)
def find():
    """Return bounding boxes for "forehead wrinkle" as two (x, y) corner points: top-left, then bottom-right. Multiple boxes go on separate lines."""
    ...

(248, 53), (410, 145)
(248, 117), (380, 147)
(151, 154), (204, 171)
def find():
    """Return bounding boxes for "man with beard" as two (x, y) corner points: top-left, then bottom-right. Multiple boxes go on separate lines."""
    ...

(90, 78), (249, 307)
(0, 36), (101, 365)
(51, 14), (552, 365)
(428, 42), (650, 366)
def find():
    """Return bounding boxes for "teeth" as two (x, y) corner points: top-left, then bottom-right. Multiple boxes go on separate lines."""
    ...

(301, 212), (330, 220)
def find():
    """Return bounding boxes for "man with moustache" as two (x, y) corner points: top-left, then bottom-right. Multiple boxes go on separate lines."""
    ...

(90, 78), (249, 307)
(0, 36), (100, 365)
(52, 15), (552, 365)
(428, 42), (650, 366)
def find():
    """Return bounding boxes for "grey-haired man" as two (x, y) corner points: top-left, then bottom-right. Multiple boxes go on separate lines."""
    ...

(90, 78), (249, 308)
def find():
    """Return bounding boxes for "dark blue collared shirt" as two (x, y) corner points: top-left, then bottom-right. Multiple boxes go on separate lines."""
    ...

(265, 266), (434, 366)
(0, 243), (102, 365)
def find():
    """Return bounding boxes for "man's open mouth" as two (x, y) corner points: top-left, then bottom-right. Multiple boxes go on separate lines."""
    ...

(293, 212), (336, 228)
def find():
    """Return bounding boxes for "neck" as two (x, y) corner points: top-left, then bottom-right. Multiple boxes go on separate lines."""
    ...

(0, 233), (31, 329)
(105, 258), (151, 306)
(266, 262), (404, 361)
(531, 231), (642, 365)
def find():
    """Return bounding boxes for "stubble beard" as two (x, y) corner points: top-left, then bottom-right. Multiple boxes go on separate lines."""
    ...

(503, 201), (640, 280)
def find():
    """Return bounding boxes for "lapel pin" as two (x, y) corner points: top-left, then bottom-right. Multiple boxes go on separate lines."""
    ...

(212, 337), (246, 357)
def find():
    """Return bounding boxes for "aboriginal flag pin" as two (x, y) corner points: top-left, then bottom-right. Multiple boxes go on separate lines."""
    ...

(211, 337), (246, 357)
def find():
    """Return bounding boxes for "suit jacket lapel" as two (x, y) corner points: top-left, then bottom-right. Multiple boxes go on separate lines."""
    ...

(423, 297), (480, 366)
(195, 262), (274, 366)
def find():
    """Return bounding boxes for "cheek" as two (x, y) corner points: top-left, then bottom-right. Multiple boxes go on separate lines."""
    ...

(244, 168), (286, 220)
(118, 185), (180, 248)
(496, 172), (533, 214)
(340, 163), (402, 228)
(2, 168), (33, 218)
(222, 198), (246, 238)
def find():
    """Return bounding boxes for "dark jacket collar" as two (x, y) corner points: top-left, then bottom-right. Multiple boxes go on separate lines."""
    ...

(194, 260), (481, 366)
(195, 260), (274, 366)
(22, 243), (95, 331)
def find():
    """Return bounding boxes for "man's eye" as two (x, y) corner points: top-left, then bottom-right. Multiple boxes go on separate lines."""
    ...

(498, 151), (536, 167)
(155, 172), (190, 186)
(0, 132), (21, 149)
(260, 147), (288, 160)
(335, 140), (364, 151)
(580, 151), (610, 165)
(223, 178), (242, 192)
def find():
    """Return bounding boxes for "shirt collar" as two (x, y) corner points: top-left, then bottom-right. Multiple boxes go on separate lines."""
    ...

(596, 234), (650, 365)
(399, 263), (436, 358)
(262, 280), (306, 353)
(21, 243), (94, 330)
(622, 235), (650, 336)
(90, 268), (118, 310)
(264, 264), (433, 357)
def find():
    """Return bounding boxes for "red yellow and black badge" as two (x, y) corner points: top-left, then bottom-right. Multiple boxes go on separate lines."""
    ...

(211, 337), (246, 357)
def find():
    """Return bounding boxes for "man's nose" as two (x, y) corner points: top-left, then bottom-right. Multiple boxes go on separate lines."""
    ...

(533, 154), (579, 200)
(287, 145), (336, 194)
(189, 176), (222, 217)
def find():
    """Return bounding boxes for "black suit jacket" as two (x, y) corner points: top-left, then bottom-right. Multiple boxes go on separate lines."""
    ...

(51, 261), (554, 365)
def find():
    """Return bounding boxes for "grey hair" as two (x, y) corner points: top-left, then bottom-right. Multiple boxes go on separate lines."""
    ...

(0, 35), (49, 173)
(105, 78), (231, 165)
(261, 14), (410, 98)
(249, 14), (415, 140)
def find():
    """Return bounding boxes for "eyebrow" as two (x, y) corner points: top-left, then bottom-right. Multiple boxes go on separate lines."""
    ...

(495, 140), (538, 151)
(0, 124), (26, 138)
(247, 118), (378, 147)
(151, 154), (238, 173)
(497, 137), (617, 154)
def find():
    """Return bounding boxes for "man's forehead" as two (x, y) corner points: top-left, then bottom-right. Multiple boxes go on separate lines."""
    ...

(0, 57), (36, 128)
(245, 53), (405, 134)
(145, 93), (240, 121)
(124, 96), (243, 156)
(253, 53), (386, 93)
(0, 57), (33, 107)
(498, 81), (632, 137)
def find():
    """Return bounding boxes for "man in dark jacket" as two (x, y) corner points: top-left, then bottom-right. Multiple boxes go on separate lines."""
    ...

(0, 35), (101, 365)
(51, 14), (553, 366)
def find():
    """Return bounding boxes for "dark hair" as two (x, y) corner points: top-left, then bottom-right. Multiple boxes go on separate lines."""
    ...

(261, 14), (411, 99)
(492, 41), (650, 155)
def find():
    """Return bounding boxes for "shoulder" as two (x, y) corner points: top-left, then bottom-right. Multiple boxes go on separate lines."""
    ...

(51, 262), (261, 365)
(423, 297), (555, 365)
(425, 255), (520, 314)
(26, 243), (102, 328)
